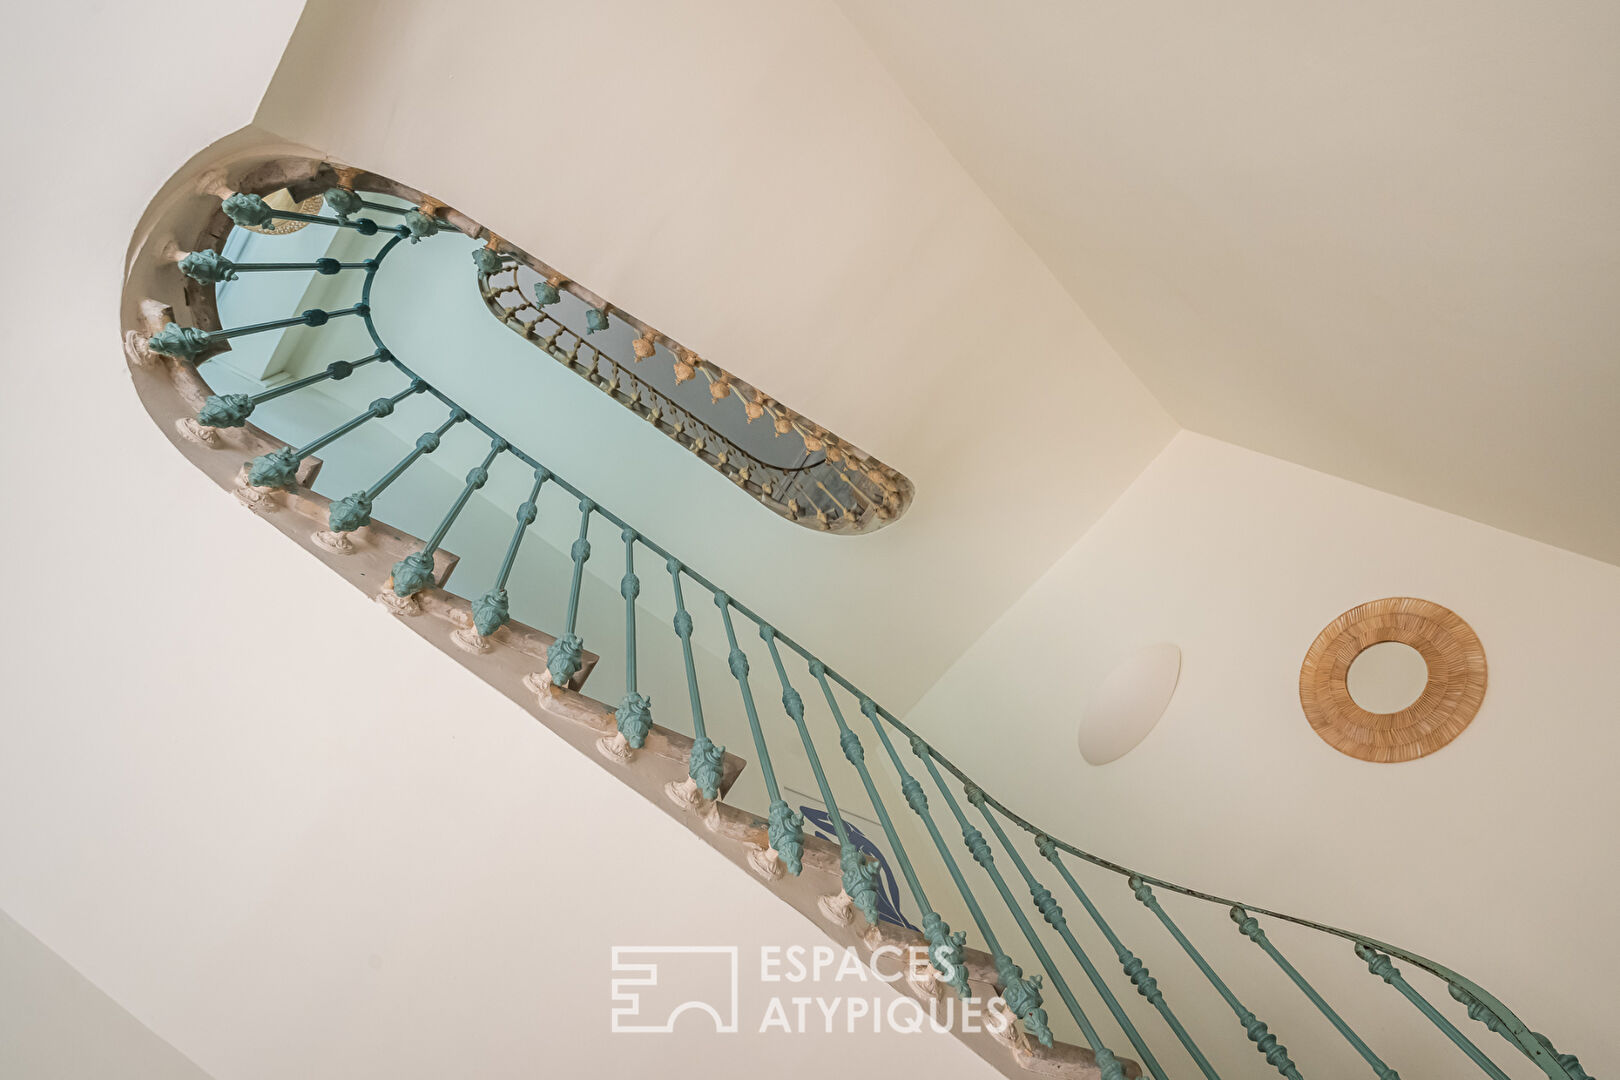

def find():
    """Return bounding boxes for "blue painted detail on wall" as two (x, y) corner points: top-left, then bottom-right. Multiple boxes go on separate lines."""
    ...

(800, 805), (916, 930)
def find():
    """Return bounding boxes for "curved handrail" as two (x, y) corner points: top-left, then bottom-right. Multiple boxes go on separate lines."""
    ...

(153, 180), (1592, 1080)
(477, 263), (894, 532)
(474, 247), (911, 535)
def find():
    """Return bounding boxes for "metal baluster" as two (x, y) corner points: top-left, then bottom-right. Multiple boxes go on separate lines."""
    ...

(1231, 909), (1399, 1078)
(602, 530), (653, 757)
(1130, 877), (1304, 1078)
(1036, 837), (1221, 1079)
(1446, 985), (1592, 1080)
(467, 468), (550, 638)
(907, 738), (1069, 1062)
(194, 351), (386, 429)
(326, 409), (464, 535)
(389, 436), (507, 598)
(221, 192), (409, 237)
(760, 631), (880, 925)
(545, 500), (594, 686)
(664, 560), (725, 804)
(856, 702), (978, 1001)
(907, 743), (1063, 1053)
(1355, 944), (1510, 1080)
(179, 250), (375, 284)
(245, 380), (424, 489)
(147, 304), (370, 360)
(977, 803), (1162, 1080)
(714, 594), (802, 879)
(811, 669), (956, 972)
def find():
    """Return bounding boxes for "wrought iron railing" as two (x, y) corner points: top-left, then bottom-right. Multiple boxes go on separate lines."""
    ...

(473, 247), (910, 534)
(140, 177), (1594, 1080)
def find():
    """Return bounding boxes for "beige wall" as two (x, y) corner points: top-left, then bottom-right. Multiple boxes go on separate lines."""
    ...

(907, 430), (1620, 1073)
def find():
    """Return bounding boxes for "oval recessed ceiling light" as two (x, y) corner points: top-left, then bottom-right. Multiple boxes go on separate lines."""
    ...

(1078, 643), (1182, 765)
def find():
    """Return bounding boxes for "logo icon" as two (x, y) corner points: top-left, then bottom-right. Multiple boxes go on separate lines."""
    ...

(610, 946), (740, 1033)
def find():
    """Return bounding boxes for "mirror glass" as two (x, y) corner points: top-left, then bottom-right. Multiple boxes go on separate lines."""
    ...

(1346, 641), (1429, 713)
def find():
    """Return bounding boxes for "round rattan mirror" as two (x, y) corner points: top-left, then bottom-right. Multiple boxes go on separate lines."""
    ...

(1299, 597), (1486, 763)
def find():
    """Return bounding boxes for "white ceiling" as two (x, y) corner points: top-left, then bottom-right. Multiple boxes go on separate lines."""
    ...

(839, 1), (1620, 564)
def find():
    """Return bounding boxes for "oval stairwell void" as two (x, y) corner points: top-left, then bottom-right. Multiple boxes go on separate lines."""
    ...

(119, 138), (1594, 1080)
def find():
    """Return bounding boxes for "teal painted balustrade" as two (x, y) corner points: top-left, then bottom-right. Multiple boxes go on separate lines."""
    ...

(156, 185), (1596, 1080)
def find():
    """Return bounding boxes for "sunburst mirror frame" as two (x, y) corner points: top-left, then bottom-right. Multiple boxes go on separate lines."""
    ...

(1299, 597), (1487, 763)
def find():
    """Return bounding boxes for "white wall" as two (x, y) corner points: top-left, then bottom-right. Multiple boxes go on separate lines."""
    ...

(0, 4), (1002, 1078)
(0, 911), (214, 1080)
(906, 431), (1620, 1073)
